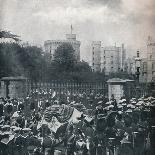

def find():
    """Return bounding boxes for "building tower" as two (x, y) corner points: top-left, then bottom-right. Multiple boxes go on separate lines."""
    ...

(44, 25), (81, 62)
(147, 36), (155, 82)
(121, 43), (126, 70)
(100, 45), (120, 75)
(92, 41), (101, 72)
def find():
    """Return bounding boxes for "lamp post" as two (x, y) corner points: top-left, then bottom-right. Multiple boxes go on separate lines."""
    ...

(135, 51), (142, 98)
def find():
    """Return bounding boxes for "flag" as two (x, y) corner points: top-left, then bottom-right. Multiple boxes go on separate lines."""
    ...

(68, 108), (82, 123)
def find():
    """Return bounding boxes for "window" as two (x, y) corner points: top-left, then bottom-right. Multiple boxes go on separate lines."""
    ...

(152, 72), (155, 81)
(104, 61), (106, 64)
(104, 56), (105, 59)
(93, 63), (94, 66)
(111, 61), (113, 64)
(137, 51), (139, 57)
(93, 51), (94, 55)
(143, 62), (147, 72)
(152, 63), (155, 71)
(103, 67), (106, 71)
(150, 55), (152, 60)
(93, 57), (94, 60)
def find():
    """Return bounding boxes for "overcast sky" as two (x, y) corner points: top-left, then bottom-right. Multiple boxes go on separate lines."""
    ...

(0, 0), (155, 62)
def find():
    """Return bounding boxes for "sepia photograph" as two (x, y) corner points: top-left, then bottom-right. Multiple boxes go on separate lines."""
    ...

(0, 0), (155, 154)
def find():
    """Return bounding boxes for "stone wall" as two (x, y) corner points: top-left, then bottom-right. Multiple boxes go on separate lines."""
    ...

(0, 77), (27, 98)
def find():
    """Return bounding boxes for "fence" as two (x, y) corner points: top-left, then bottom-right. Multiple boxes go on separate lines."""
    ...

(26, 80), (107, 96)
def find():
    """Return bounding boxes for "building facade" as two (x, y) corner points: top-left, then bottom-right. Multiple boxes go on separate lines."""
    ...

(146, 36), (155, 82)
(139, 37), (155, 83)
(101, 46), (120, 75)
(126, 36), (155, 83)
(44, 33), (81, 62)
(124, 57), (136, 75)
(140, 58), (147, 83)
(92, 41), (101, 72)
(91, 42), (126, 74)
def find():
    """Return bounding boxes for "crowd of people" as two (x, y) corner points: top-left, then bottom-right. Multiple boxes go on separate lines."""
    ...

(0, 89), (155, 155)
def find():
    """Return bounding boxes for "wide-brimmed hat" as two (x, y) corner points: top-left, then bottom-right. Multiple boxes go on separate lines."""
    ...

(126, 109), (132, 113)
(144, 98), (149, 101)
(136, 101), (144, 106)
(130, 101), (136, 104)
(118, 105), (123, 109)
(133, 107), (140, 111)
(22, 128), (31, 132)
(97, 101), (103, 105)
(130, 105), (135, 109)
(121, 99), (126, 103)
(96, 105), (103, 110)
(127, 104), (132, 108)
(118, 111), (122, 114)
(108, 105), (114, 108)
(147, 97), (155, 101)
(1, 125), (10, 131)
(122, 103), (127, 106)
(151, 100), (155, 104)
(118, 100), (122, 104)
(105, 102), (111, 105)
(13, 127), (22, 133)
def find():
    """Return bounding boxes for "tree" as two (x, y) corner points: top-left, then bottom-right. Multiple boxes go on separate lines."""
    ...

(0, 42), (49, 82)
(0, 42), (23, 78)
(54, 43), (76, 72)
(74, 61), (91, 72)
(18, 45), (48, 82)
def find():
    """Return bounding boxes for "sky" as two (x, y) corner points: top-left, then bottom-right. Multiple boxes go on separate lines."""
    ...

(0, 0), (155, 62)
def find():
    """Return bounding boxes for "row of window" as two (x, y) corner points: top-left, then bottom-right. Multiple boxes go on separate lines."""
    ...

(92, 67), (116, 72)
(143, 62), (155, 71)
(92, 62), (114, 66)
(92, 51), (114, 59)
(92, 59), (114, 64)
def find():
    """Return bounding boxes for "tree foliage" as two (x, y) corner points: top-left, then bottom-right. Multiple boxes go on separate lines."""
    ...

(0, 42), (47, 82)
(48, 43), (94, 82)
(54, 43), (76, 72)
(0, 41), (134, 83)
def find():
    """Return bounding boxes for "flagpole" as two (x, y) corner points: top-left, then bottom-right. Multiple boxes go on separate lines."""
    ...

(71, 25), (73, 34)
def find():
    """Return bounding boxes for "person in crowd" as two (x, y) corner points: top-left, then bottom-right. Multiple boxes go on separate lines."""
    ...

(0, 89), (154, 155)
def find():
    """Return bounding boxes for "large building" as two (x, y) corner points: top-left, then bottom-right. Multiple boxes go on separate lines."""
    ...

(124, 57), (136, 75)
(125, 36), (155, 83)
(140, 36), (155, 82)
(91, 41), (101, 72)
(91, 42), (126, 74)
(44, 30), (81, 62)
